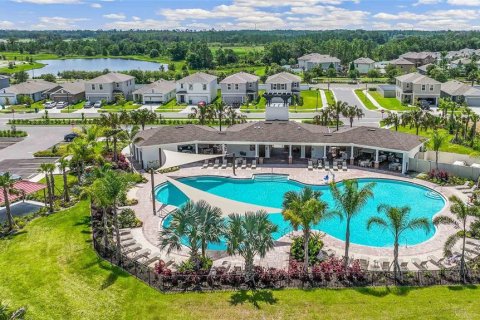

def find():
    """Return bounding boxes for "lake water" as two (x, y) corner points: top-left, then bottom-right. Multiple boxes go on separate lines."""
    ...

(28, 58), (168, 77)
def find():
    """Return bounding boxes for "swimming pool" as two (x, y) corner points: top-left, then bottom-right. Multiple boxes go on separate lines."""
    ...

(157, 175), (446, 250)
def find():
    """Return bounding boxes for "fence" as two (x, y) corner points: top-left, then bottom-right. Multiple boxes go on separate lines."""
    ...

(409, 158), (480, 180)
(93, 238), (480, 293)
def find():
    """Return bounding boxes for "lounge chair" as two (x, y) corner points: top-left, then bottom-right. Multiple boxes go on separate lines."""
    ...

(411, 258), (428, 270)
(399, 260), (409, 271)
(324, 162), (330, 171)
(213, 159), (220, 169)
(380, 259), (391, 271)
(427, 255), (446, 268)
(308, 160), (313, 171)
(456, 181), (471, 190)
(120, 233), (133, 241)
(221, 158), (227, 169)
(317, 160), (323, 170)
(132, 248), (151, 261)
(467, 241), (480, 251)
(333, 161), (339, 171)
(359, 258), (369, 271)
(119, 228), (131, 236)
(233, 265), (242, 273)
(453, 251), (472, 261)
(123, 244), (141, 254)
(121, 239), (136, 247)
(251, 159), (257, 170)
(202, 160), (209, 169)
(342, 161), (348, 171)
(465, 247), (480, 257)
(141, 253), (161, 266)
(241, 159), (247, 169)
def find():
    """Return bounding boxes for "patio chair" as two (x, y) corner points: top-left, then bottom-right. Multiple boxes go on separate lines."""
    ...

(119, 228), (131, 236)
(308, 160), (313, 171)
(120, 234), (133, 241)
(427, 255), (446, 268)
(251, 159), (257, 170)
(221, 261), (231, 273)
(332, 161), (339, 171)
(221, 158), (227, 169)
(453, 251), (473, 261)
(380, 259), (391, 271)
(317, 160), (323, 170)
(213, 159), (220, 169)
(399, 260), (409, 271)
(132, 248), (151, 261)
(241, 159), (247, 169)
(233, 265), (242, 273)
(359, 258), (369, 271)
(467, 241), (480, 251)
(455, 181), (471, 190)
(342, 161), (348, 171)
(465, 247), (480, 257)
(120, 239), (136, 247)
(411, 258), (428, 270)
(141, 253), (161, 266)
(202, 160), (209, 169)
(324, 162), (330, 171)
(123, 244), (142, 254)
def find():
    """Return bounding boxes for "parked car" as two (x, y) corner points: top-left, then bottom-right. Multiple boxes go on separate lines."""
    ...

(419, 100), (431, 110)
(83, 101), (93, 108)
(44, 101), (56, 109)
(64, 132), (78, 142)
(94, 101), (102, 108)
(56, 101), (66, 109)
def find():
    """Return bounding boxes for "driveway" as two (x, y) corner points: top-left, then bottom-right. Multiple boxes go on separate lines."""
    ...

(0, 158), (58, 179)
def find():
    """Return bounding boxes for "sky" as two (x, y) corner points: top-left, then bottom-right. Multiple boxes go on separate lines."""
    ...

(1, 0), (480, 31)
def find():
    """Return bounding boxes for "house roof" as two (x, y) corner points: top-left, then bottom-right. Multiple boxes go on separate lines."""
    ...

(86, 72), (134, 84)
(0, 80), (58, 95)
(417, 63), (432, 73)
(133, 79), (176, 95)
(177, 72), (217, 84)
(298, 53), (340, 64)
(395, 72), (440, 85)
(400, 52), (433, 60)
(50, 81), (86, 95)
(265, 72), (301, 84)
(390, 58), (415, 66)
(220, 72), (259, 84)
(0, 180), (46, 205)
(354, 57), (375, 64)
(134, 121), (424, 153)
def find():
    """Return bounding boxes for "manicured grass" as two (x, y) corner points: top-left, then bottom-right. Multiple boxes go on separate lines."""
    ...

(395, 126), (480, 156)
(241, 89), (266, 111)
(100, 101), (140, 113)
(370, 92), (416, 112)
(325, 89), (336, 106)
(1, 201), (480, 319)
(355, 89), (378, 110)
(156, 99), (187, 113)
(61, 101), (86, 113)
(30, 174), (78, 201)
(0, 101), (45, 114)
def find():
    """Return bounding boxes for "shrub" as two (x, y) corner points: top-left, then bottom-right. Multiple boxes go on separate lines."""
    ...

(290, 233), (324, 265)
(177, 256), (213, 273)
(118, 208), (142, 229)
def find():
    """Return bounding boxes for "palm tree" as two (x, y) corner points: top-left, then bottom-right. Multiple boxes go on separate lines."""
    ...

(57, 157), (70, 203)
(0, 172), (18, 231)
(313, 107), (333, 126)
(282, 187), (331, 272)
(67, 137), (100, 184)
(433, 196), (479, 283)
(130, 109), (157, 130)
(99, 113), (124, 162)
(330, 179), (376, 268)
(196, 200), (224, 259)
(224, 210), (278, 277)
(469, 113), (479, 147)
(330, 100), (348, 131)
(462, 107), (473, 140)
(367, 205), (431, 281)
(120, 125), (140, 170)
(383, 112), (401, 131)
(212, 101), (228, 131)
(188, 103), (212, 125)
(401, 109), (427, 136)
(159, 200), (202, 258)
(83, 178), (111, 248)
(39, 163), (55, 213)
(342, 105), (364, 128)
(431, 130), (447, 169)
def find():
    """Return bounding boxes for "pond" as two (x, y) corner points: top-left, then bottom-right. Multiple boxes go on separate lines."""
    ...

(28, 58), (168, 77)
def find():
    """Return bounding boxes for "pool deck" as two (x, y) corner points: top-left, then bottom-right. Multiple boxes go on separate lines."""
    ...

(126, 164), (477, 271)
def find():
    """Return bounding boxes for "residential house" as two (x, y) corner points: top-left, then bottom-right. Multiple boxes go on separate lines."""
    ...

(0, 80), (59, 105)
(0, 75), (9, 90)
(298, 53), (341, 71)
(353, 57), (376, 74)
(441, 80), (480, 107)
(265, 72), (301, 104)
(49, 81), (85, 103)
(176, 72), (218, 105)
(417, 64), (432, 75)
(220, 72), (259, 105)
(450, 58), (480, 69)
(389, 58), (416, 73)
(133, 79), (176, 104)
(400, 52), (436, 67)
(85, 72), (135, 103)
(395, 73), (441, 107)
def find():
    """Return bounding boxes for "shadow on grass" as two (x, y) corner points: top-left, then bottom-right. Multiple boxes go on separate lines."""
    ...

(447, 284), (478, 291)
(73, 216), (91, 227)
(354, 286), (412, 297)
(0, 230), (27, 240)
(229, 290), (278, 309)
(101, 272), (119, 290)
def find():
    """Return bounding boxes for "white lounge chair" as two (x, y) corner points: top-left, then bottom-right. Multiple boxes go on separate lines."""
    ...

(251, 159), (257, 170)
(412, 258), (428, 270)
(221, 158), (227, 169)
(399, 260), (409, 271)
(308, 160), (313, 171)
(380, 259), (391, 271)
(132, 248), (151, 261)
(141, 253), (161, 266)
(241, 159), (247, 169)
(202, 160), (209, 169)
(123, 244), (141, 254)
(359, 258), (369, 271)
(213, 159), (220, 169)
(317, 160), (323, 170)
(427, 255), (446, 268)
(342, 161), (347, 171)
(332, 161), (338, 171)
(324, 162), (330, 171)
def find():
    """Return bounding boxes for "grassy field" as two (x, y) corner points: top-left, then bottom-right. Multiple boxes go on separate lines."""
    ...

(395, 126), (480, 156)
(0, 101), (45, 114)
(325, 89), (336, 106)
(60, 101), (85, 113)
(1, 201), (480, 319)
(355, 89), (378, 110)
(156, 99), (186, 113)
(369, 92), (415, 112)
(100, 101), (140, 112)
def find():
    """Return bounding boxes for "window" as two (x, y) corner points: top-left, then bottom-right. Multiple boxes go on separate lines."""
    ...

(272, 84), (277, 90)
(430, 85), (434, 91)
(116, 83), (119, 88)
(227, 84), (231, 90)
(422, 85), (426, 91)
(235, 84), (239, 90)
(281, 84), (286, 90)
(189, 84), (193, 90)
(91, 84), (95, 90)
(99, 84), (103, 90)
(203, 84), (207, 90)
(181, 83), (184, 89)
(248, 82), (252, 88)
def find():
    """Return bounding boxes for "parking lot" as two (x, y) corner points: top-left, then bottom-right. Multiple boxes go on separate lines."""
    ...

(0, 158), (58, 179)
(0, 137), (24, 151)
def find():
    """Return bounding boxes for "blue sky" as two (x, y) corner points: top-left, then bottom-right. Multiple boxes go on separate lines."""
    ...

(1, 0), (480, 31)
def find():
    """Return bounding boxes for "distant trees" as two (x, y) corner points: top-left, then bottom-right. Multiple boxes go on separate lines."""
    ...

(149, 49), (159, 58)
(13, 71), (28, 83)
(186, 42), (214, 69)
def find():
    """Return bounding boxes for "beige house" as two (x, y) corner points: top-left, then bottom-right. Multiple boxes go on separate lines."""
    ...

(395, 73), (441, 107)
(85, 72), (135, 102)
(400, 52), (436, 67)
(441, 80), (480, 107)
(49, 81), (85, 103)
(220, 72), (259, 105)
(176, 72), (218, 105)
(265, 72), (301, 104)
(353, 57), (376, 74)
(298, 53), (341, 71)
(389, 58), (416, 73)
(133, 79), (176, 104)
(0, 80), (59, 105)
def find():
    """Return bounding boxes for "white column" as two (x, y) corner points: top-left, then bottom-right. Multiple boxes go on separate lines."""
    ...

(222, 144), (226, 155)
(289, 145), (292, 157)
(323, 145), (327, 158)
(374, 149), (379, 169)
(350, 145), (355, 165)
(195, 143), (199, 154)
(300, 145), (306, 159)
(265, 145), (270, 158)
(255, 144), (259, 158)
(402, 153), (408, 174)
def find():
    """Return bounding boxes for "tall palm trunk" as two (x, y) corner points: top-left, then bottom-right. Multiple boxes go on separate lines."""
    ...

(103, 208), (109, 248)
(303, 228), (310, 273)
(201, 239), (206, 259)
(49, 172), (55, 199)
(219, 113), (222, 132)
(344, 218), (351, 269)
(461, 219), (467, 283)
(62, 168), (69, 203)
(113, 136), (118, 162)
(45, 174), (54, 213)
(112, 205), (122, 262)
(349, 117), (354, 127)
(393, 238), (401, 282)
(3, 186), (14, 231)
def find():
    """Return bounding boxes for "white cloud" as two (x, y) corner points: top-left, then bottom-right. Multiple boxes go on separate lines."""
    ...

(12, 0), (81, 3)
(90, 3), (101, 8)
(0, 21), (15, 29)
(447, 0), (480, 5)
(103, 18), (180, 30)
(32, 16), (89, 29)
(103, 13), (126, 19)
(414, 0), (441, 5)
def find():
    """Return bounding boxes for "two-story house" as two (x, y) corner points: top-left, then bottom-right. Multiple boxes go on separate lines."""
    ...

(400, 52), (436, 67)
(395, 73), (441, 107)
(352, 57), (376, 74)
(389, 58), (416, 73)
(265, 72), (301, 104)
(176, 72), (218, 105)
(85, 72), (135, 103)
(298, 53), (341, 71)
(220, 72), (259, 105)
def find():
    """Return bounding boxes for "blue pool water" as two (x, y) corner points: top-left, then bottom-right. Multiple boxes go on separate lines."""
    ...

(157, 176), (445, 250)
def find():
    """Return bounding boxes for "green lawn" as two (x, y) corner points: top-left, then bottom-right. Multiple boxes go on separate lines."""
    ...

(61, 101), (86, 113)
(156, 99), (187, 113)
(395, 126), (480, 156)
(355, 89), (378, 110)
(30, 174), (78, 201)
(325, 89), (335, 106)
(0, 101), (45, 114)
(369, 92), (416, 112)
(100, 101), (140, 113)
(1, 201), (480, 319)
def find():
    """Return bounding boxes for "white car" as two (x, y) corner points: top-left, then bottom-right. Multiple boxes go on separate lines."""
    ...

(94, 101), (102, 108)
(44, 101), (56, 109)
(56, 101), (66, 109)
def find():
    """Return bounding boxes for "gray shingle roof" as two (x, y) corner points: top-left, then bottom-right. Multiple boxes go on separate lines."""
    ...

(396, 73), (440, 85)
(51, 81), (86, 95)
(390, 58), (415, 65)
(135, 121), (424, 152)
(400, 52), (433, 60)
(86, 72), (134, 84)
(0, 80), (58, 95)
(220, 72), (259, 84)
(298, 53), (340, 64)
(177, 72), (217, 84)
(133, 79), (176, 95)
(442, 80), (480, 97)
(354, 57), (375, 64)
(266, 72), (301, 84)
